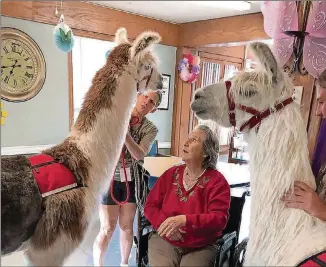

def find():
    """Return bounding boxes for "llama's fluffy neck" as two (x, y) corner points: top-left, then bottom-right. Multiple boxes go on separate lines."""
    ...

(244, 103), (321, 265)
(70, 71), (137, 195)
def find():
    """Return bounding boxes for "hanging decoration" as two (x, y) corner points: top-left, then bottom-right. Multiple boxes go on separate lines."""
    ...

(1, 102), (8, 126)
(178, 54), (200, 83)
(261, 1), (326, 78)
(53, 1), (75, 53)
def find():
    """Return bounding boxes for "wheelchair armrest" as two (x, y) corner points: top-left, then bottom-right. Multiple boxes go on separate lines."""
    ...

(216, 231), (237, 246)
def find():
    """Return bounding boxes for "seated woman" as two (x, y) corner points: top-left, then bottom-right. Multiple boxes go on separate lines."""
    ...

(144, 125), (231, 267)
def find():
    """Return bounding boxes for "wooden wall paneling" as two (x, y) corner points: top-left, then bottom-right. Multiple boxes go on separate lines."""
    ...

(290, 2), (320, 159)
(1, 1), (179, 46)
(171, 47), (196, 156)
(292, 74), (315, 128)
(197, 46), (246, 61)
(178, 13), (268, 47)
(171, 48), (183, 156)
(307, 82), (322, 158)
(178, 80), (193, 156)
(1, 1), (33, 20)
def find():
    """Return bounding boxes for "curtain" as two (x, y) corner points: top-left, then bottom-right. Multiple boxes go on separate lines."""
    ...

(224, 64), (239, 80)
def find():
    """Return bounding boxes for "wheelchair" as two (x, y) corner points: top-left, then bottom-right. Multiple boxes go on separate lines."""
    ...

(133, 177), (250, 267)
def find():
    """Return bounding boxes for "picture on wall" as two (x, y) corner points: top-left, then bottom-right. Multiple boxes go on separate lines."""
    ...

(157, 74), (171, 110)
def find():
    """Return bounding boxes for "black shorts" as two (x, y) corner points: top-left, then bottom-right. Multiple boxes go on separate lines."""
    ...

(101, 180), (136, 205)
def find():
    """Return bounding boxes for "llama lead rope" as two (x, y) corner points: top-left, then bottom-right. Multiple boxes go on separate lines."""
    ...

(110, 116), (140, 205)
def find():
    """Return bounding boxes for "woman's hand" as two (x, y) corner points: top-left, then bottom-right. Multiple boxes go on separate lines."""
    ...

(282, 181), (326, 221)
(167, 228), (186, 242)
(157, 215), (186, 238)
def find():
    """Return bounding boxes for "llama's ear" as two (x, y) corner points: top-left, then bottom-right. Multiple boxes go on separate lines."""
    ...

(249, 42), (279, 82)
(130, 31), (161, 59)
(115, 27), (129, 45)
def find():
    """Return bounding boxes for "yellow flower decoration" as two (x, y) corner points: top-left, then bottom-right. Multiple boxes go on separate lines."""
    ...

(1, 102), (8, 126)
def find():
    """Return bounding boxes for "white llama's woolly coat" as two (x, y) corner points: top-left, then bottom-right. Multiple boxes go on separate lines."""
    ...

(244, 103), (326, 266)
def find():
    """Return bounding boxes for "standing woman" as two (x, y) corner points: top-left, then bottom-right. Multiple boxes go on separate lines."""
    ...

(93, 90), (162, 267)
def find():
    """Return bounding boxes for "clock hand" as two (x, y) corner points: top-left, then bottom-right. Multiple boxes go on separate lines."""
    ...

(1, 64), (21, 68)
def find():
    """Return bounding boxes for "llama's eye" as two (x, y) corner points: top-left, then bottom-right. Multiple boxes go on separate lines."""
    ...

(239, 89), (257, 98)
(144, 65), (151, 70)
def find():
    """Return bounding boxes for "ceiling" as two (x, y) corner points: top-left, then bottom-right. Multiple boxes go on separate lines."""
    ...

(90, 1), (262, 24)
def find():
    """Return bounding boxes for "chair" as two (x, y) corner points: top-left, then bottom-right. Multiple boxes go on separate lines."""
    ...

(214, 184), (250, 267)
(233, 237), (248, 267)
(147, 140), (170, 157)
(147, 140), (158, 156)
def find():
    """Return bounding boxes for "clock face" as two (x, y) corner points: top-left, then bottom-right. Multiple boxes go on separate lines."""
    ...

(1, 39), (38, 92)
(1, 28), (46, 102)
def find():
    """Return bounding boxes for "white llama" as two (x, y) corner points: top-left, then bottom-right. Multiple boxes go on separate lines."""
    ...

(1, 27), (163, 266)
(191, 42), (326, 266)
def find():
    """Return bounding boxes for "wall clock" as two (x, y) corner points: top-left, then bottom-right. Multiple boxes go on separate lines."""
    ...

(1, 27), (46, 102)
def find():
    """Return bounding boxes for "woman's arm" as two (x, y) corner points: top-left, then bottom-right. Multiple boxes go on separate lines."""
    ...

(144, 169), (170, 229)
(282, 181), (326, 221)
(125, 127), (158, 161)
(185, 177), (231, 233)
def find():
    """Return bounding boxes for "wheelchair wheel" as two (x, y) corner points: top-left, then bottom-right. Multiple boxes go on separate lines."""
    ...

(233, 238), (248, 267)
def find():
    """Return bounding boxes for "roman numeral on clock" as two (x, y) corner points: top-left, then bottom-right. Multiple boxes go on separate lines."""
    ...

(4, 76), (9, 83)
(13, 79), (17, 88)
(25, 72), (33, 79)
(3, 47), (9, 54)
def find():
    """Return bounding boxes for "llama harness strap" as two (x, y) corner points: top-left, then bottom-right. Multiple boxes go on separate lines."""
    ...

(29, 154), (79, 198)
(296, 251), (326, 267)
(225, 80), (294, 132)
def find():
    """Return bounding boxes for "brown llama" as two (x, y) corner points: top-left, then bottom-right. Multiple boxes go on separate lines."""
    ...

(1, 27), (163, 266)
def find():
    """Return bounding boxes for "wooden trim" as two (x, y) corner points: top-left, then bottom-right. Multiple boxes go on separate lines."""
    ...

(178, 13), (268, 47)
(72, 29), (115, 42)
(200, 55), (243, 67)
(171, 48), (183, 156)
(1, 1), (179, 46)
(307, 81), (322, 158)
(1, 1), (33, 20)
(198, 46), (246, 60)
(68, 52), (74, 129)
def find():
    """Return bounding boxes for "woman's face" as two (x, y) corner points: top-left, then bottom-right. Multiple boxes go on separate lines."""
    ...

(182, 128), (206, 164)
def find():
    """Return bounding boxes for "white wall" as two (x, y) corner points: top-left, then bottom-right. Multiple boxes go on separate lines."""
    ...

(1, 17), (69, 147)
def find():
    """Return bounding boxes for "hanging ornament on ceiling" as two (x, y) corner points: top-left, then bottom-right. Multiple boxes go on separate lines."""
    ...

(178, 54), (200, 83)
(53, 1), (75, 53)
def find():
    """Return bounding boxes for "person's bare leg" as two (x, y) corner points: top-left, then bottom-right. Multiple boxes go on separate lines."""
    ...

(118, 203), (137, 266)
(93, 204), (120, 266)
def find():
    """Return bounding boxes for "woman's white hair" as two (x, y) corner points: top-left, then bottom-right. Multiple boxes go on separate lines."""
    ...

(194, 124), (219, 169)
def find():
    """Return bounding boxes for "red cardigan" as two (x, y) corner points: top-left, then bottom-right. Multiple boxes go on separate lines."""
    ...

(144, 164), (231, 248)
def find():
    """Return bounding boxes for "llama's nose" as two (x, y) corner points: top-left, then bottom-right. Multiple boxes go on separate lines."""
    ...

(194, 93), (201, 100)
